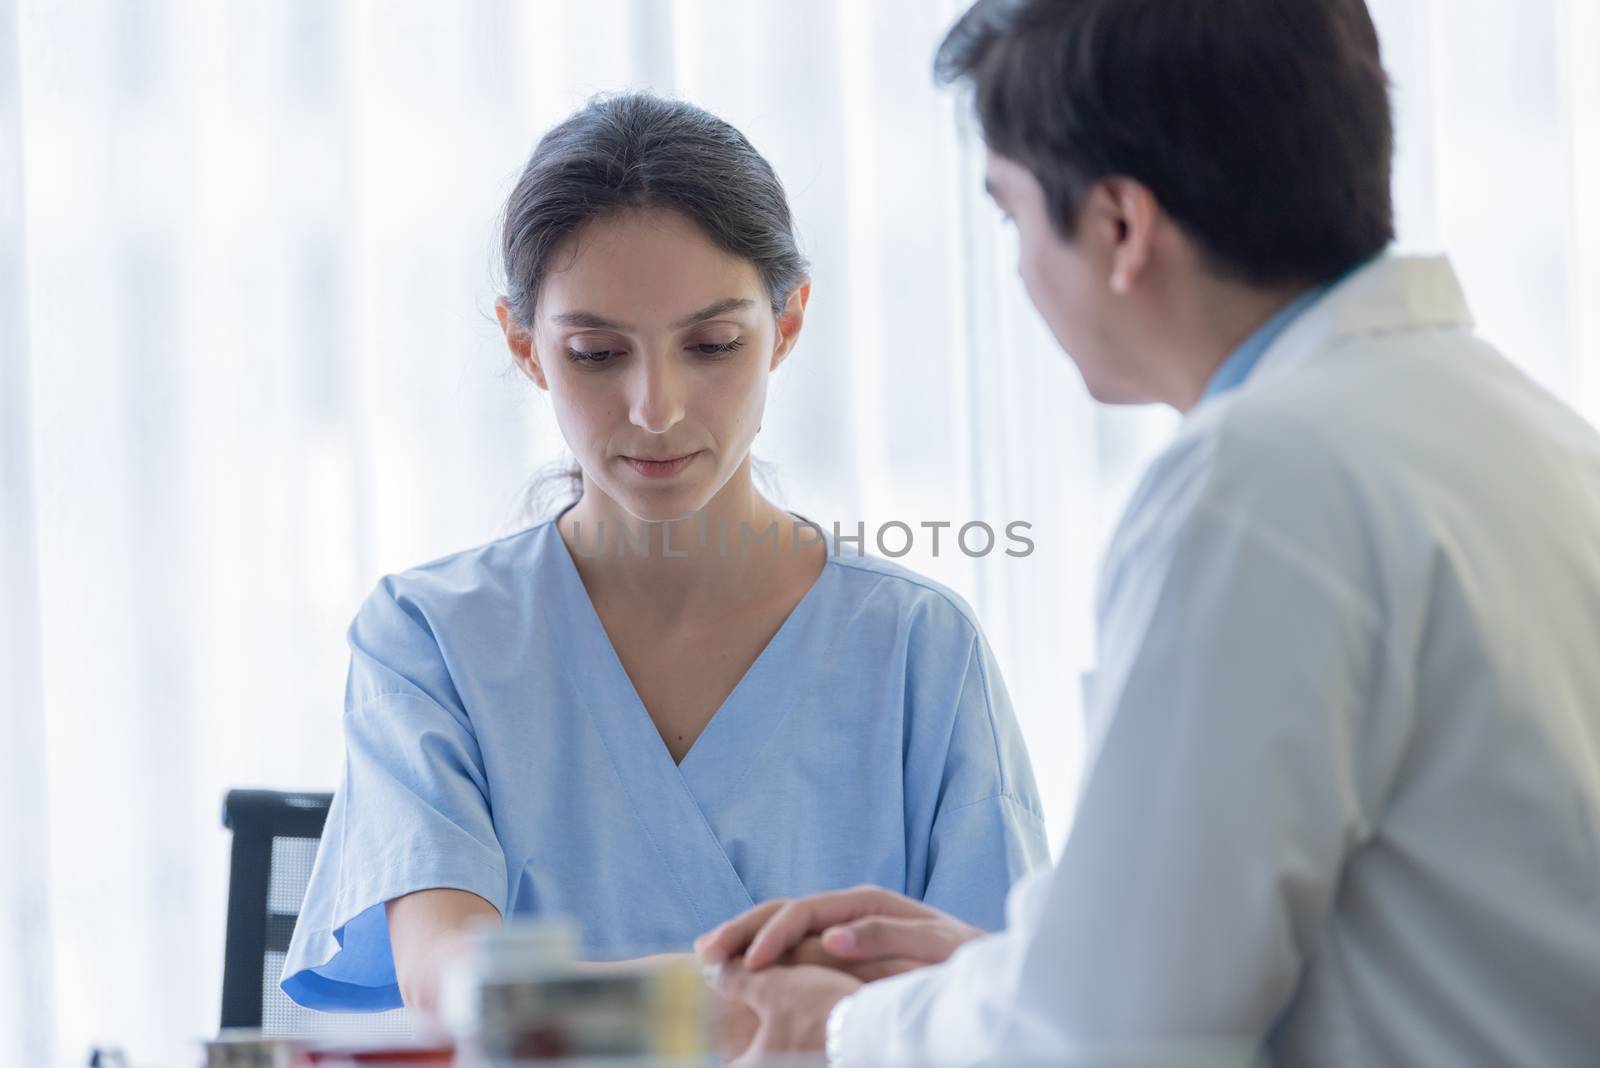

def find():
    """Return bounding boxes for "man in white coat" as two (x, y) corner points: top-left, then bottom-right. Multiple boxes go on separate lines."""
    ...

(696, 0), (1600, 1064)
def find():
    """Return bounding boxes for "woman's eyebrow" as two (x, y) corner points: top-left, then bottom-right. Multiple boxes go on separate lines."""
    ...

(672, 297), (755, 328)
(550, 310), (629, 330)
(549, 297), (754, 333)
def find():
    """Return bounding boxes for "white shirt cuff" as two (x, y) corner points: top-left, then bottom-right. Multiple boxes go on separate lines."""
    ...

(825, 990), (859, 1066)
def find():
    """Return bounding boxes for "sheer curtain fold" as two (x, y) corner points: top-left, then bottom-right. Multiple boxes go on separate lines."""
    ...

(2, 0), (54, 1061)
(4, 2), (1598, 1065)
(1563, 0), (1600, 429)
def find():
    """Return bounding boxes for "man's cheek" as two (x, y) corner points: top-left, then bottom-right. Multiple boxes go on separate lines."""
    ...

(1017, 252), (1052, 316)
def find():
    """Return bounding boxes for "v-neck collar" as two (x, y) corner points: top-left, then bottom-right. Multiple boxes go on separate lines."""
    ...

(535, 517), (838, 926)
(541, 514), (837, 791)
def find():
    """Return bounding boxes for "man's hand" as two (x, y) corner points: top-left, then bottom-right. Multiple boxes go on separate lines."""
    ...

(779, 934), (927, 982)
(695, 885), (984, 973)
(711, 959), (861, 1065)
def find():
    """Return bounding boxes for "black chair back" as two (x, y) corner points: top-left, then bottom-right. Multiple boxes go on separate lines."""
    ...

(220, 788), (410, 1036)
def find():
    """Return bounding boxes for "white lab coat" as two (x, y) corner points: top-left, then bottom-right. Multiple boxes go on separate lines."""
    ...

(837, 255), (1600, 1066)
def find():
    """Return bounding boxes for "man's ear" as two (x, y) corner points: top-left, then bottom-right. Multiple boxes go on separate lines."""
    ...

(770, 280), (812, 371)
(496, 297), (548, 390)
(1092, 178), (1160, 296)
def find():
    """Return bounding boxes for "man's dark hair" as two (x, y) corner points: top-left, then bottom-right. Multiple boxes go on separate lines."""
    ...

(936, 0), (1395, 287)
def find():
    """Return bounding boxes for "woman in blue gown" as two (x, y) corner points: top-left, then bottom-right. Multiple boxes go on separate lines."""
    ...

(281, 93), (1047, 1015)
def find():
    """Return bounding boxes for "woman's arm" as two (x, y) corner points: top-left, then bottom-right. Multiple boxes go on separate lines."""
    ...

(283, 581), (510, 1013)
(386, 887), (500, 1015)
(387, 900), (729, 1008)
(914, 629), (1049, 928)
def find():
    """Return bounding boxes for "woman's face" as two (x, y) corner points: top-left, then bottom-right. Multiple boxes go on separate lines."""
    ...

(500, 208), (807, 523)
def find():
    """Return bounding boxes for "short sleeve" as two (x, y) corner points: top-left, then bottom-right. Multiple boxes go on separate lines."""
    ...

(917, 631), (1050, 930)
(280, 578), (509, 1012)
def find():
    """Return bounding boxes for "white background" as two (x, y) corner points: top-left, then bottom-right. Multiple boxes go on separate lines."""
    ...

(3, 1), (1597, 1065)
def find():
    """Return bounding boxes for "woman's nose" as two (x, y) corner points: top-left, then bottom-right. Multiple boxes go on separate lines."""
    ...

(628, 354), (685, 435)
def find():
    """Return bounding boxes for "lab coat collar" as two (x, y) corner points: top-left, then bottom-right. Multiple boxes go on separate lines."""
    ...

(1242, 252), (1475, 391)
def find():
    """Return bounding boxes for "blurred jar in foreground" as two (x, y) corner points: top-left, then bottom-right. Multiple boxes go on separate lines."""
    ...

(439, 920), (711, 1066)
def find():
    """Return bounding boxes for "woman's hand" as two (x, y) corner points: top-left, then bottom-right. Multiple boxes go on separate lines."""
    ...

(695, 885), (984, 975)
(711, 959), (861, 1066)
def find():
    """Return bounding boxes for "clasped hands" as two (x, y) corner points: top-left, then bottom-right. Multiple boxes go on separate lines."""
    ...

(693, 886), (984, 1064)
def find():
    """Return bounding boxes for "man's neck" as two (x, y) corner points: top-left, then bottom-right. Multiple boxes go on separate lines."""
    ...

(1160, 278), (1313, 412)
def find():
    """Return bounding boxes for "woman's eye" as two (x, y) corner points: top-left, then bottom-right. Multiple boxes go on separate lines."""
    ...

(566, 347), (620, 364)
(692, 338), (745, 357)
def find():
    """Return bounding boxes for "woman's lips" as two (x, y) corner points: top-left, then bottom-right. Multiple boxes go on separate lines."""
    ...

(621, 451), (701, 479)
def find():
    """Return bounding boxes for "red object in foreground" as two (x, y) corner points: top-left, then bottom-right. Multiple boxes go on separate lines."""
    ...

(299, 1043), (455, 1065)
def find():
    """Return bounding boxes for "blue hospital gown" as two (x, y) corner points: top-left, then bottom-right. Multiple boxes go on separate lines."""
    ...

(281, 517), (1047, 1011)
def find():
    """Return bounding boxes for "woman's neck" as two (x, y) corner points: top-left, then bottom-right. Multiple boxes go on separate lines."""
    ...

(555, 460), (822, 619)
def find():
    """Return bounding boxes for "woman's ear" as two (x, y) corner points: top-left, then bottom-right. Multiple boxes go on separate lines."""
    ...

(770, 280), (812, 371)
(496, 297), (549, 390)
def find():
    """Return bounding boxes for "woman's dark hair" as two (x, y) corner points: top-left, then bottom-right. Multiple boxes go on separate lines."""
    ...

(502, 93), (804, 519)
(500, 92), (809, 326)
(935, 0), (1395, 287)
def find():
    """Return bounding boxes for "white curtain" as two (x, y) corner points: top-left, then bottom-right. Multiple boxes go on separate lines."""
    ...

(3, 2), (1595, 1065)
